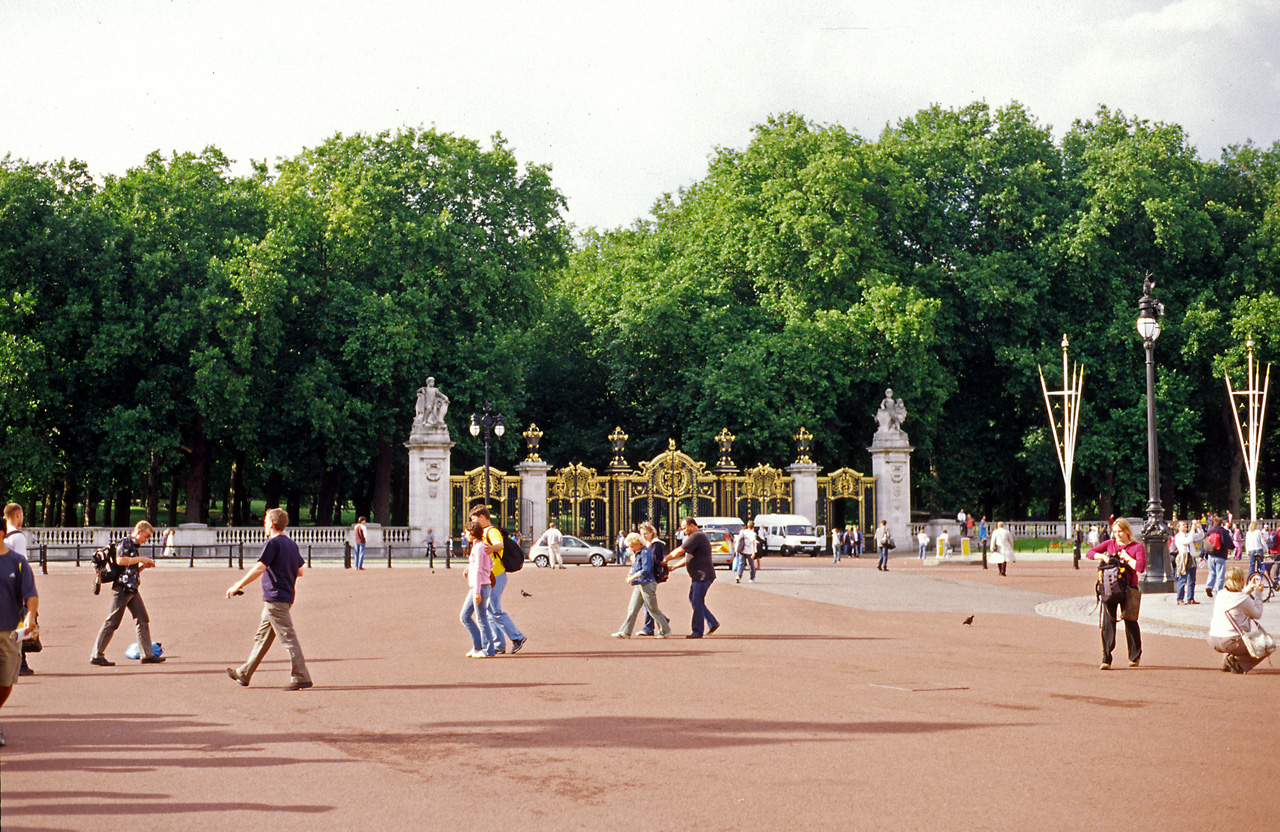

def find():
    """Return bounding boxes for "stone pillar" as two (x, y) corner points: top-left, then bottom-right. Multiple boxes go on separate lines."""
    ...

(406, 394), (454, 552)
(868, 388), (914, 551)
(517, 459), (551, 540)
(787, 462), (820, 525)
(868, 434), (913, 551)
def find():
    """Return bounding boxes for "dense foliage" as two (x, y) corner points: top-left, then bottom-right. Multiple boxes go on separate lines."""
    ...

(3, 103), (1280, 526)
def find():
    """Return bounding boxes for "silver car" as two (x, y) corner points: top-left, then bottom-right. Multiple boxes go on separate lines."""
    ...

(529, 535), (616, 567)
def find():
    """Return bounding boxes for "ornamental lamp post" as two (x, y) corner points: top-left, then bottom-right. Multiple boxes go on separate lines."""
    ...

(469, 402), (505, 515)
(1137, 276), (1172, 590)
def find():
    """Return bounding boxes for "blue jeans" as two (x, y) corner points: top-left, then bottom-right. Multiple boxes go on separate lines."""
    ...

(833, 545), (841, 563)
(460, 585), (497, 655)
(918, 543), (927, 561)
(1207, 556), (1227, 593)
(1175, 562), (1197, 602)
(878, 545), (889, 569)
(688, 580), (718, 636)
(489, 572), (525, 651)
(736, 554), (756, 580)
(1248, 552), (1265, 574)
(353, 543), (366, 569)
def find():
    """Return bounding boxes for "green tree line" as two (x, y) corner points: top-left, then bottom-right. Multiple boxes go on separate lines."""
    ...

(4, 103), (1280, 526)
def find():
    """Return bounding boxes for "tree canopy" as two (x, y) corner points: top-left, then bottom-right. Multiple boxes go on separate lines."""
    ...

(3, 102), (1280, 526)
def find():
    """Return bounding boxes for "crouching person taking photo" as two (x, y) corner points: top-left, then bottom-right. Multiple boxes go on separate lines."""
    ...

(1209, 567), (1274, 673)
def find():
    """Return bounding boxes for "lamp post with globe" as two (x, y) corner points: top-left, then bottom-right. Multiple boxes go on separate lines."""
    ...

(1137, 276), (1172, 590)
(469, 402), (505, 514)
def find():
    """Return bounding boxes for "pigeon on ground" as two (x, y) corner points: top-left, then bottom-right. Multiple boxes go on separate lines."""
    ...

(521, 590), (532, 597)
(962, 615), (974, 626)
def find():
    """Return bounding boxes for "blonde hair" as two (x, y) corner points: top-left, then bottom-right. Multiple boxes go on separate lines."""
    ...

(1225, 567), (1246, 592)
(638, 521), (657, 539)
(265, 508), (289, 531)
(134, 520), (154, 535)
(1112, 517), (1133, 542)
(1249, 521), (1258, 531)
(625, 532), (644, 548)
(3, 503), (21, 524)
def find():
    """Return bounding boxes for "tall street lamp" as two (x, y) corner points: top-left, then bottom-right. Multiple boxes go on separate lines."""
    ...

(469, 402), (505, 513)
(1226, 338), (1270, 523)
(1137, 276), (1172, 590)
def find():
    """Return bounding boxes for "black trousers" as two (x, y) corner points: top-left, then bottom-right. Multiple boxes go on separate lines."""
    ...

(1101, 598), (1141, 665)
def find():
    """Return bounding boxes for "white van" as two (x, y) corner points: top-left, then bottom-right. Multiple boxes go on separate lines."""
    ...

(755, 513), (822, 556)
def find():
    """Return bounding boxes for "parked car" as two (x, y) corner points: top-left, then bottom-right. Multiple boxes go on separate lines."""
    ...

(704, 528), (734, 567)
(529, 534), (615, 567)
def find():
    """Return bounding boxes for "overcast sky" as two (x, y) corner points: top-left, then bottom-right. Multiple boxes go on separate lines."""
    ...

(3, 0), (1278, 232)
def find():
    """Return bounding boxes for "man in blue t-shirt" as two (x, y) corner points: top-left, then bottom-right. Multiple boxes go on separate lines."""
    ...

(0, 533), (38, 747)
(225, 509), (312, 690)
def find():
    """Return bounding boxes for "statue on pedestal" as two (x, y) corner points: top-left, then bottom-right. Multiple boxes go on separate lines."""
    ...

(413, 377), (450, 434)
(874, 388), (907, 435)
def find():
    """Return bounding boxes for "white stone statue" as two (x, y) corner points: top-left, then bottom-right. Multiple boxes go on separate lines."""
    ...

(874, 388), (907, 434)
(414, 377), (450, 432)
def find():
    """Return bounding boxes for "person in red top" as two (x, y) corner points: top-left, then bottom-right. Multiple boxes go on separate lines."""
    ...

(1086, 517), (1146, 670)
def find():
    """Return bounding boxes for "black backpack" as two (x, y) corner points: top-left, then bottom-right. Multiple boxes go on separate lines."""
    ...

(498, 527), (524, 573)
(91, 543), (121, 593)
(1096, 556), (1130, 607)
(653, 552), (670, 584)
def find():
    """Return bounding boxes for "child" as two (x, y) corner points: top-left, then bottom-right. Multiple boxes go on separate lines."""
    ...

(460, 521), (497, 658)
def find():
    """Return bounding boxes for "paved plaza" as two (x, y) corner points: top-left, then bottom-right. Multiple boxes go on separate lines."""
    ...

(0, 554), (1276, 831)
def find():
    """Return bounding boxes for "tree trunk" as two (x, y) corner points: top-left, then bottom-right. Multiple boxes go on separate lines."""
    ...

(168, 475), (180, 527)
(264, 470), (283, 510)
(185, 416), (209, 524)
(84, 486), (98, 526)
(1099, 468), (1114, 522)
(60, 476), (78, 527)
(147, 450), (161, 524)
(229, 451), (248, 525)
(101, 492), (113, 527)
(392, 459), (409, 526)
(317, 469), (338, 527)
(113, 485), (131, 527)
(286, 490), (301, 527)
(372, 434), (393, 525)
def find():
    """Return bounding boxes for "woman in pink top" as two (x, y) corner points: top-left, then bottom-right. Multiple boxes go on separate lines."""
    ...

(460, 521), (497, 658)
(1086, 517), (1146, 670)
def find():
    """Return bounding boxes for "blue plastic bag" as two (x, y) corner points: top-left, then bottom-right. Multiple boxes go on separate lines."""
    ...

(124, 641), (164, 660)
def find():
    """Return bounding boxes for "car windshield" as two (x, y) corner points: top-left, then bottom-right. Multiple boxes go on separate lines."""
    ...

(784, 525), (815, 536)
(563, 536), (586, 547)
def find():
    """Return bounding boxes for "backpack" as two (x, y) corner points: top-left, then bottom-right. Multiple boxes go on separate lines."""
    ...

(653, 552), (670, 584)
(91, 543), (121, 592)
(1096, 555), (1130, 607)
(1265, 530), (1279, 551)
(498, 527), (524, 573)
(1204, 531), (1221, 555)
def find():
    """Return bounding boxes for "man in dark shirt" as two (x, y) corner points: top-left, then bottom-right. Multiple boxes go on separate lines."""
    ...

(666, 517), (720, 639)
(225, 509), (312, 690)
(91, 521), (164, 666)
(0, 533), (38, 747)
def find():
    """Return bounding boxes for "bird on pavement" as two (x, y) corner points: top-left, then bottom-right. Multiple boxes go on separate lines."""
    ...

(521, 590), (532, 597)
(962, 615), (974, 626)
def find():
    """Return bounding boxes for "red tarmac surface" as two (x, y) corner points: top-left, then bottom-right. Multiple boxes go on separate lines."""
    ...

(1, 557), (1276, 832)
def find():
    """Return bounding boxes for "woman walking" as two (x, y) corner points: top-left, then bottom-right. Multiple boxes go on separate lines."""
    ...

(612, 532), (671, 638)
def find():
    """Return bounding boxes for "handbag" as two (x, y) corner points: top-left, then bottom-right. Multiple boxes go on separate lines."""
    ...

(1230, 613), (1276, 660)
(1121, 585), (1142, 621)
(20, 624), (41, 653)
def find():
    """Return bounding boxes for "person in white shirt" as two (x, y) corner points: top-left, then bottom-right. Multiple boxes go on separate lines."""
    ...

(937, 529), (951, 558)
(1208, 568), (1270, 673)
(736, 521), (758, 583)
(537, 522), (565, 569)
(1172, 520), (1204, 605)
(989, 522), (1014, 576)
(1245, 521), (1265, 574)
(917, 529), (930, 562)
(4, 503), (34, 677)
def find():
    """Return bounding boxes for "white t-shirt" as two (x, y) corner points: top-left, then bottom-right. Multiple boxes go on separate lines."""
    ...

(4, 528), (27, 557)
(738, 528), (758, 555)
(544, 527), (563, 548)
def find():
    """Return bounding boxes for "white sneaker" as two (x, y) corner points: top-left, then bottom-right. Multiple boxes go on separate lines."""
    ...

(749, 578), (756, 583)
(611, 632), (630, 639)
(654, 633), (668, 639)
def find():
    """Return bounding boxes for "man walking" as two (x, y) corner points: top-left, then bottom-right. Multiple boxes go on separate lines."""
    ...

(875, 520), (891, 571)
(471, 506), (527, 654)
(4, 503), (34, 676)
(91, 521), (164, 666)
(225, 509), (312, 690)
(537, 521), (565, 569)
(666, 517), (719, 638)
(1203, 516), (1235, 598)
(0, 531), (38, 747)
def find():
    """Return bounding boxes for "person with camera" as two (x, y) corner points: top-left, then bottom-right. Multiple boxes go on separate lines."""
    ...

(1208, 567), (1272, 673)
(1086, 517), (1146, 670)
(90, 520), (164, 666)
